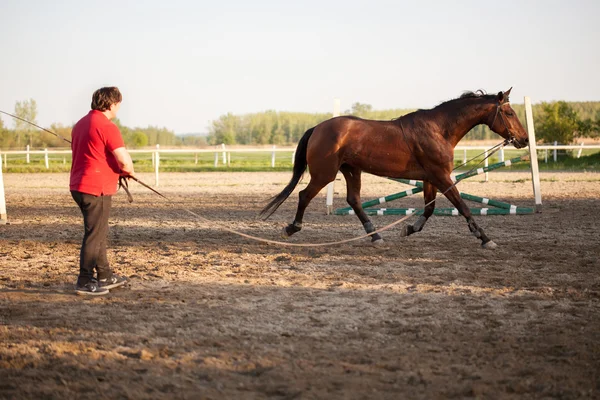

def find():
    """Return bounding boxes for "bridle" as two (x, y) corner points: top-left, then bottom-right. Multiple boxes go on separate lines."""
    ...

(490, 100), (518, 146)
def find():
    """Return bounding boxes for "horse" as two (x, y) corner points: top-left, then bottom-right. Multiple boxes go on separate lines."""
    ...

(260, 88), (529, 249)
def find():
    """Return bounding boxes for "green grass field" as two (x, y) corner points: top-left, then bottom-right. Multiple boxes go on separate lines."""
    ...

(1, 148), (599, 173)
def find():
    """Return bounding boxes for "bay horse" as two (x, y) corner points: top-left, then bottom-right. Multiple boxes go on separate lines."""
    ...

(260, 88), (529, 249)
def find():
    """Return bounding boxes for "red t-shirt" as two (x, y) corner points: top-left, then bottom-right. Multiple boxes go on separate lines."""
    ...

(70, 110), (125, 196)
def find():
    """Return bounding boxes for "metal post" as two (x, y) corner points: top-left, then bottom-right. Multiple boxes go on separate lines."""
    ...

(155, 144), (160, 187)
(553, 141), (557, 162)
(524, 96), (542, 212)
(0, 153), (7, 224)
(326, 98), (341, 214)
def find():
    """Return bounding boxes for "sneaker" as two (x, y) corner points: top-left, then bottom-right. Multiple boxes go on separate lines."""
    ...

(75, 280), (109, 296)
(98, 275), (128, 290)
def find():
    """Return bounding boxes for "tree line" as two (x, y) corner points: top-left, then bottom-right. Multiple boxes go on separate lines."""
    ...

(207, 101), (600, 145)
(0, 99), (191, 150)
(1, 98), (599, 150)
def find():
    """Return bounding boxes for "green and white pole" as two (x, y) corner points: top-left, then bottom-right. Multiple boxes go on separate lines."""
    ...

(336, 186), (424, 213)
(338, 207), (534, 216)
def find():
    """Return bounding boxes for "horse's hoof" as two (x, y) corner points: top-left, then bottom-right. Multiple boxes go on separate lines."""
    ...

(482, 240), (497, 250)
(372, 238), (385, 247)
(281, 227), (290, 238)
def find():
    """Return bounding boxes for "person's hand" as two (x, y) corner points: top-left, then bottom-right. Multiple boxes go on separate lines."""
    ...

(120, 171), (136, 180)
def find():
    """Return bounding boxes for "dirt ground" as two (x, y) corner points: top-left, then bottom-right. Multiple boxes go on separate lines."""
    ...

(1, 170), (599, 399)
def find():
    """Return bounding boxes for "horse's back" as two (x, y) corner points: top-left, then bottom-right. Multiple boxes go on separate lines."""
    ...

(310, 116), (400, 147)
(306, 116), (419, 177)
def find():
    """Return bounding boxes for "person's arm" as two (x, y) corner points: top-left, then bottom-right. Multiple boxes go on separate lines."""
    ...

(113, 147), (135, 177)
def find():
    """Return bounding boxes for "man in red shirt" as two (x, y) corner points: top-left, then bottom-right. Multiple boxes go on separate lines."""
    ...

(70, 87), (135, 296)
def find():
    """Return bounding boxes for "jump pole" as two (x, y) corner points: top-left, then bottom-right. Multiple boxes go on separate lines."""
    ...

(334, 155), (535, 216)
(0, 153), (7, 224)
(325, 98), (341, 214)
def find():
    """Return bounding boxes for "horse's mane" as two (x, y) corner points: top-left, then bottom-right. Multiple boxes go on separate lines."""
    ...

(444, 90), (498, 106)
(459, 90), (488, 99)
(391, 90), (499, 121)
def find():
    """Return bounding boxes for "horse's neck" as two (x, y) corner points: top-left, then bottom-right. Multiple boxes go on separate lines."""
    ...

(441, 102), (492, 147)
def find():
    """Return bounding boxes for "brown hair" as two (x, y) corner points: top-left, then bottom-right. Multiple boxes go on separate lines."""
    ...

(91, 87), (122, 111)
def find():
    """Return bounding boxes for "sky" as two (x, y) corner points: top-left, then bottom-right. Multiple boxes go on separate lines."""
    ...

(0, 0), (598, 135)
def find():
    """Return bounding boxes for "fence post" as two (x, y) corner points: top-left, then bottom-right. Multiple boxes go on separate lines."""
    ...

(214, 146), (219, 167)
(498, 147), (504, 163)
(0, 153), (7, 224)
(553, 141), (557, 162)
(26, 145), (30, 163)
(221, 143), (226, 164)
(271, 145), (276, 168)
(463, 148), (467, 165)
(195, 152), (198, 165)
(44, 148), (49, 169)
(524, 96), (542, 212)
(155, 144), (160, 187)
(292, 150), (296, 164)
(577, 142), (584, 158)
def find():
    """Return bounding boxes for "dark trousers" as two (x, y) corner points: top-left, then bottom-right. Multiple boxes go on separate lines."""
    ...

(71, 191), (113, 285)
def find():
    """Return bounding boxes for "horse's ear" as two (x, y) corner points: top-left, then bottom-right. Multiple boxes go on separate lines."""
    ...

(497, 87), (513, 103)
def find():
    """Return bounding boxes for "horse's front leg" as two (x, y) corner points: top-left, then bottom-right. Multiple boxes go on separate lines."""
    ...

(401, 181), (436, 237)
(434, 177), (497, 249)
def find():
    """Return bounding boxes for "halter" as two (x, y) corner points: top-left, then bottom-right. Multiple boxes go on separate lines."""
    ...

(490, 100), (517, 146)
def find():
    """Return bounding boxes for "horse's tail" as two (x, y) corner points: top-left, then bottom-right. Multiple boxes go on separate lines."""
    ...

(260, 127), (315, 220)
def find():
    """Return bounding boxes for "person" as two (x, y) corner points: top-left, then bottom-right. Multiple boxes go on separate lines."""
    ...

(70, 86), (135, 296)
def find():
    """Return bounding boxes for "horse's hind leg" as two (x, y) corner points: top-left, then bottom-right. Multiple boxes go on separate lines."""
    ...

(401, 180), (436, 237)
(282, 177), (332, 238)
(340, 165), (383, 244)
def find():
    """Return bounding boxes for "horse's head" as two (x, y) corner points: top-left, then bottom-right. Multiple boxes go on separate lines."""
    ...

(488, 88), (529, 149)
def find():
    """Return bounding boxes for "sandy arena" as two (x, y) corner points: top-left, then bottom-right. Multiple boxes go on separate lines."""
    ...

(1, 170), (599, 399)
